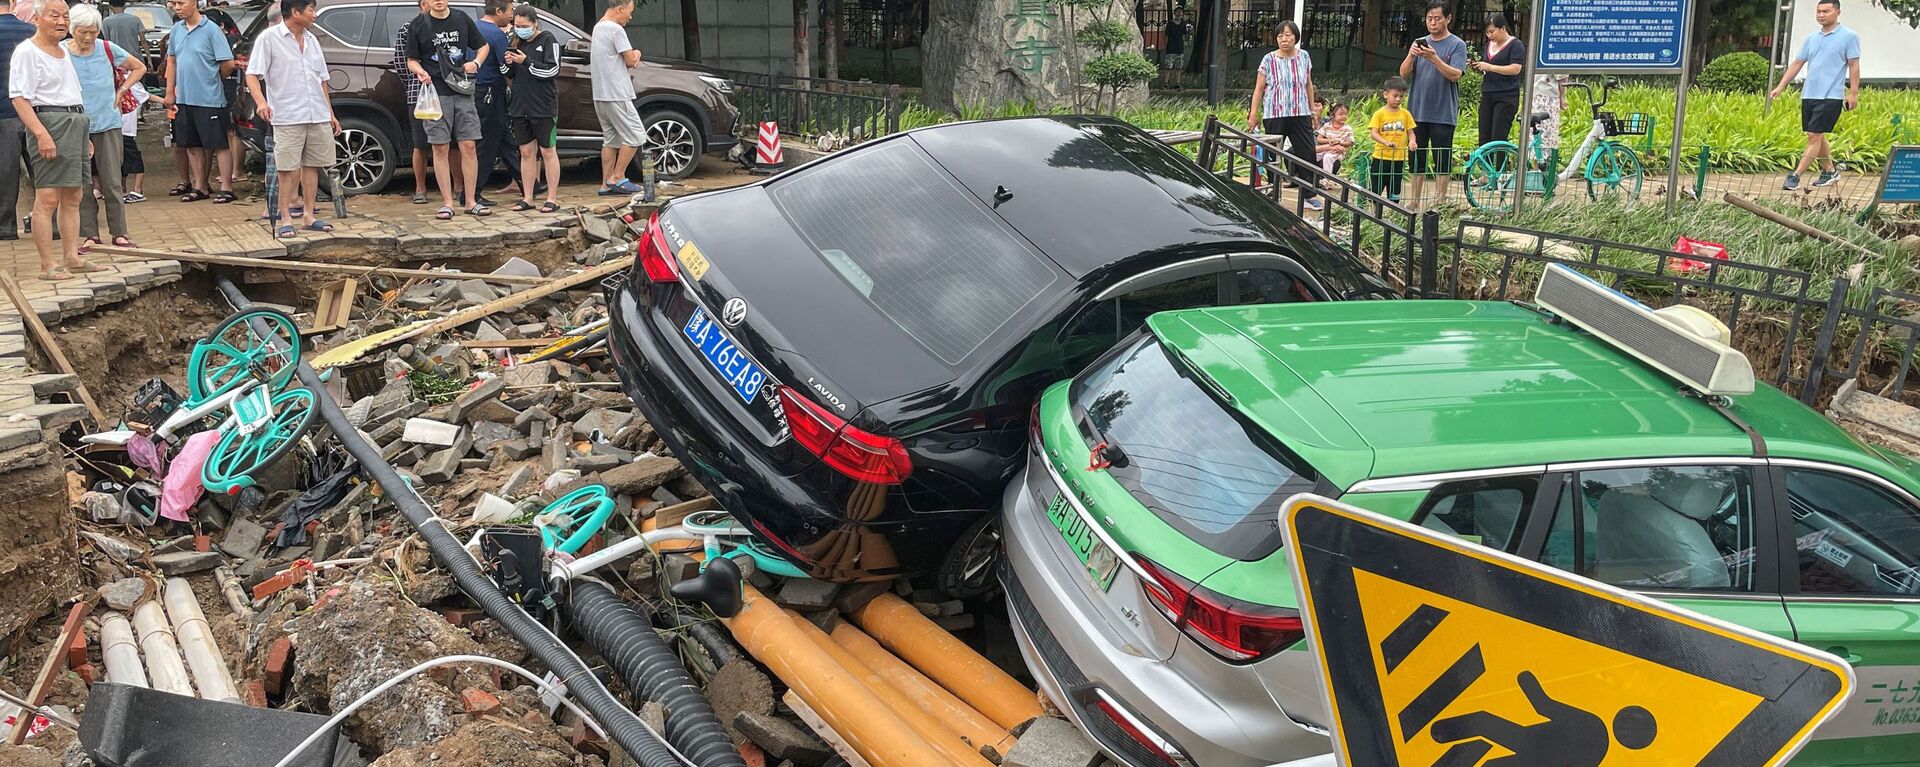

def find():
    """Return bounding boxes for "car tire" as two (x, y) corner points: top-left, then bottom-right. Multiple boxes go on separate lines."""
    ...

(637, 108), (702, 181)
(937, 513), (1003, 600)
(332, 116), (396, 197)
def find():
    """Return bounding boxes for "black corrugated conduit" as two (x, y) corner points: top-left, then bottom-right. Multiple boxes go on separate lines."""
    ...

(213, 278), (687, 767)
(568, 580), (746, 767)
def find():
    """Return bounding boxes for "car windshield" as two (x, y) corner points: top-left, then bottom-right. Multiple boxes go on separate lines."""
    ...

(1070, 335), (1320, 560)
(767, 140), (1061, 366)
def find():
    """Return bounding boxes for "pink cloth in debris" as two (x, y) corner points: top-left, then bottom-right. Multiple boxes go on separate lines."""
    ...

(159, 430), (222, 522)
(127, 433), (167, 476)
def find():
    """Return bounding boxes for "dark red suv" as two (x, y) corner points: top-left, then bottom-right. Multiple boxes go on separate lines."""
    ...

(235, 0), (739, 194)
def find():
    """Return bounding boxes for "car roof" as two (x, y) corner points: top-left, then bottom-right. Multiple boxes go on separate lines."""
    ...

(1145, 299), (1911, 489)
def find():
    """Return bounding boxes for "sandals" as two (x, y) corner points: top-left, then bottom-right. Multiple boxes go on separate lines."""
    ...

(467, 204), (491, 217)
(64, 260), (104, 273)
(511, 199), (535, 212)
(289, 206), (304, 219)
(38, 267), (72, 281)
(210, 191), (237, 204)
(123, 192), (146, 203)
(111, 236), (135, 248)
(411, 192), (429, 204)
(539, 201), (560, 213)
(277, 224), (298, 239)
(179, 188), (209, 202)
(306, 219), (334, 233)
(434, 206), (454, 220)
(167, 182), (191, 196)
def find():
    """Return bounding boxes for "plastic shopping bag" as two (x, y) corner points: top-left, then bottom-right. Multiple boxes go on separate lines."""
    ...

(414, 87), (442, 121)
(1669, 236), (1729, 274)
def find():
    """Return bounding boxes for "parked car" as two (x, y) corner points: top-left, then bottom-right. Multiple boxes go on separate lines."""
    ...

(1005, 268), (1920, 767)
(229, 0), (739, 194)
(605, 115), (1397, 590)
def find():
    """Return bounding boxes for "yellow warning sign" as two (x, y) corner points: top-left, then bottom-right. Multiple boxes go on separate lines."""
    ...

(1283, 494), (1854, 767)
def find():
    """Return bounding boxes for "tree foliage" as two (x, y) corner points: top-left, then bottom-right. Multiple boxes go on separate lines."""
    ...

(1049, 0), (1154, 113)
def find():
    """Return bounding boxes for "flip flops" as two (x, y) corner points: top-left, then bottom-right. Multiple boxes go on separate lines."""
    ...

(539, 201), (560, 213)
(277, 224), (298, 239)
(210, 191), (237, 204)
(306, 219), (334, 233)
(64, 261), (104, 273)
(435, 206), (454, 220)
(179, 189), (209, 202)
(38, 267), (72, 281)
(511, 200), (535, 212)
(411, 192), (430, 204)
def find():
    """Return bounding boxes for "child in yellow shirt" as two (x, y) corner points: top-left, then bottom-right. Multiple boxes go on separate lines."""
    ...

(1367, 76), (1416, 202)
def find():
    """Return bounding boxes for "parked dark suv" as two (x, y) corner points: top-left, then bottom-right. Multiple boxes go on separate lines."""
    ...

(234, 0), (739, 194)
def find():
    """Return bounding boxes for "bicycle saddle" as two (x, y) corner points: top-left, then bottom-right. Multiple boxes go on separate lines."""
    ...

(1529, 111), (1553, 127)
(668, 556), (744, 618)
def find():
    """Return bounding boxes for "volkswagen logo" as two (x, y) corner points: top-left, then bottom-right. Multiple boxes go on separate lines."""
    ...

(721, 298), (749, 328)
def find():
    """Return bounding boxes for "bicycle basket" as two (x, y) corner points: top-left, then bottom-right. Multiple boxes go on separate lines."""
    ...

(126, 378), (183, 428)
(1601, 112), (1653, 136)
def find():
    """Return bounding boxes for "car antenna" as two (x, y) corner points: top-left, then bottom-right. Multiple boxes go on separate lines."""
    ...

(992, 185), (1014, 206)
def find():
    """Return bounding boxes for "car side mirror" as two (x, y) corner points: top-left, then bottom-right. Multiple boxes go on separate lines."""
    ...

(561, 38), (589, 62)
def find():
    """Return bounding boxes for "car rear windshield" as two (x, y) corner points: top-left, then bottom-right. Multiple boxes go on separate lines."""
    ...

(768, 141), (1061, 365)
(1070, 335), (1320, 560)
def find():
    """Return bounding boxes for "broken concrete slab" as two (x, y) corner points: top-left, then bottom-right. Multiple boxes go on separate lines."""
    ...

(775, 579), (839, 612)
(572, 408), (635, 442)
(470, 421), (519, 455)
(570, 454), (622, 473)
(599, 454), (685, 496)
(153, 551), (225, 576)
(735, 711), (832, 766)
(464, 398), (521, 426)
(402, 418), (461, 446)
(220, 517), (269, 560)
(1002, 717), (1101, 767)
(500, 466), (534, 497)
(448, 377), (507, 424)
(512, 405), (551, 433)
(98, 578), (150, 611)
(502, 362), (554, 388)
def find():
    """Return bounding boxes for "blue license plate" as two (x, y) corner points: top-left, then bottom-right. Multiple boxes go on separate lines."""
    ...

(683, 307), (769, 404)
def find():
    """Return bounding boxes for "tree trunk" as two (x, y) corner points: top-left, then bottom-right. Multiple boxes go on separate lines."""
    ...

(882, 0), (895, 82)
(822, 0), (840, 80)
(680, 0), (701, 62)
(1188, 0), (1215, 76)
(579, 0), (594, 38)
(795, 0), (813, 78)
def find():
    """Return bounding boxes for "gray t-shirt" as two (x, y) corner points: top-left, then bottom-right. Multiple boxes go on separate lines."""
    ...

(101, 11), (145, 59)
(1409, 32), (1467, 126)
(590, 19), (635, 102)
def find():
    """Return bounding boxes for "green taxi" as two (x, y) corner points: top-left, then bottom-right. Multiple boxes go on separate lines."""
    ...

(1003, 265), (1920, 767)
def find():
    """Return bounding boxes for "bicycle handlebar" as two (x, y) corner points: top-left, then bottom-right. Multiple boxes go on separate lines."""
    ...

(1560, 79), (1618, 119)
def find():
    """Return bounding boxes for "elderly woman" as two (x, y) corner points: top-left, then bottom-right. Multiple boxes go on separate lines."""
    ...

(67, 2), (143, 248)
(9, 0), (98, 280)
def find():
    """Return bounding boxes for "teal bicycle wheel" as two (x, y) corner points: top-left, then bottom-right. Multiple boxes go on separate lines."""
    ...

(202, 387), (318, 494)
(188, 308), (303, 405)
(1585, 142), (1645, 201)
(539, 485), (617, 554)
(1463, 144), (1520, 212)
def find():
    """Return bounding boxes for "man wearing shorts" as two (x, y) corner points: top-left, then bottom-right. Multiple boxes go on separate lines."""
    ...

(591, 0), (642, 196)
(247, 0), (340, 235)
(1398, 0), (1464, 210)
(164, 0), (235, 203)
(1770, 0), (1860, 190)
(392, 0), (435, 203)
(406, 0), (489, 217)
(505, 3), (558, 211)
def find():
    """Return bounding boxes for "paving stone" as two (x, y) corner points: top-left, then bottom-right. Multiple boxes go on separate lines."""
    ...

(573, 407), (635, 441)
(15, 373), (77, 398)
(98, 578), (149, 611)
(470, 421), (519, 454)
(15, 402), (87, 429)
(448, 376), (506, 424)
(735, 712), (831, 767)
(1003, 717), (1100, 767)
(152, 551), (225, 576)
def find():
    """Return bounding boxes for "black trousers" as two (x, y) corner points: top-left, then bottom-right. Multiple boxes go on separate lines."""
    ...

(1263, 115), (1319, 198)
(1479, 91), (1520, 147)
(474, 80), (521, 190)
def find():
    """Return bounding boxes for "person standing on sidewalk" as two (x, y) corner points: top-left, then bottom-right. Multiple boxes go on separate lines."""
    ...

(1471, 13), (1524, 147)
(0, 0), (33, 240)
(393, 0), (434, 204)
(101, 0), (143, 62)
(11, 0), (102, 280)
(407, 0), (489, 218)
(1247, 20), (1321, 211)
(471, 0), (516, 203)
(248, 0), (340, 237)
(164, 0), (236, 203)
(1769, 0), (1860, 190)
(66, 2), (143, 248)
(591, 0), (643, 197)
(1398, 0), (1465, 210)
(504, 3), (557, 212)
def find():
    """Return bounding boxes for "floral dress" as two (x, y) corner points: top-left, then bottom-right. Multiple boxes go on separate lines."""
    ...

(1530, 74), (1567, 149)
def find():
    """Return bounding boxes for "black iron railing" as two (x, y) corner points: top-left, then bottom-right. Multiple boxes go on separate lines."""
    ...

(718, 70), (904, 143)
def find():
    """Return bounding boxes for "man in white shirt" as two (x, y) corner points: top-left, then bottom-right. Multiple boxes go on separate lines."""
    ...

(590, 0), (642, 196)
(245, 0), (340, 234)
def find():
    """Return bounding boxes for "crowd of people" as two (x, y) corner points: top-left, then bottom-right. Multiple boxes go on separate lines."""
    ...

(1, 0), (656, 279)
(1243, 0), (1865, 210)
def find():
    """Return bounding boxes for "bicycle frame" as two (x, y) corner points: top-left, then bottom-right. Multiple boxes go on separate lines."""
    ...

(79, 377), (274, 448)
(547, 512), (808, 582)
(1555, 81), (1613, 183)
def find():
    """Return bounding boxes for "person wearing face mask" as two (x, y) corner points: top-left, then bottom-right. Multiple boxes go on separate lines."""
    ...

(504, 3), (557, 212)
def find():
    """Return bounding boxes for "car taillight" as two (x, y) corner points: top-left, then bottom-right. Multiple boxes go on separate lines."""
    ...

(635, 211), (679, 283)
(778, 386), (912, 485)
(1135, 556), (1303, 662)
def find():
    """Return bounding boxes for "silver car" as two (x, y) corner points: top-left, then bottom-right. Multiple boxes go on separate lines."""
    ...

(1000, 445), (1334, 767)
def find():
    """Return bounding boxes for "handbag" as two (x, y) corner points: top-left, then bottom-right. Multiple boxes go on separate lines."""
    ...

(107, 41), (137, 114)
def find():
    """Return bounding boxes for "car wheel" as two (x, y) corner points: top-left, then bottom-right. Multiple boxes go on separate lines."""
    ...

(332, 116), (395, 196)
(639, 109), (702, 181)
(938, 513), (1003, 600)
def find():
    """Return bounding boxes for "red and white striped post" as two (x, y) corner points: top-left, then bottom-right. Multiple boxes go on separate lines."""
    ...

(755, 121), (784, 171)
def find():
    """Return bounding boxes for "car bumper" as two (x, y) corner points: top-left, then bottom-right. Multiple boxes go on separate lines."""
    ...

(705, 134), (737, 151)
(1000, 471), (1331, 767)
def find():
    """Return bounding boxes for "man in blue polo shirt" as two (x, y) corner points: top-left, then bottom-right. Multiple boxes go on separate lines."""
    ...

(472, 0), (518, 204)
(0, 0), (34, 238)
(164, 0), (237, 202)
(1769, 0), (1861, 190)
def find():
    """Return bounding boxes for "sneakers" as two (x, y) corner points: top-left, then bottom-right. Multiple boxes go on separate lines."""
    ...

(1814, 168), (1841, 187)
(1783, 173), (1801, 191)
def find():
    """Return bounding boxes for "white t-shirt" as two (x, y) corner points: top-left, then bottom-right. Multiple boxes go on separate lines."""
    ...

(590, 19), (635, 102)
(246, 23), (332, 125)
(8, 41), (82, 107)
(122, 85), (149, 136)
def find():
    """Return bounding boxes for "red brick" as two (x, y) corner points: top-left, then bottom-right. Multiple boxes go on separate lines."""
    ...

(315, 587), (343, 609)
(73, 663), (94, 685)
(737, 741), (766, 767)
(440, 608), (485, 628)
(460, 688), (501, 717)
(243, 679), (268, 707)
(264, 637), (294, 697)
(194, 535), (212, 552)
(570, 719), (610, 760)
(67, 630), (87, 669)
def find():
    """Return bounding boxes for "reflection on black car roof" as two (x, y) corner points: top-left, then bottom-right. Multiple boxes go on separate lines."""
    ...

(770, 141), (1060, 366)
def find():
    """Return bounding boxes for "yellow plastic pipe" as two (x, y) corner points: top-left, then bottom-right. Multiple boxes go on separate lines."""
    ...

(851, 593), (1044, 730)
(828, 621), (1018, 758)
(722, 584), (949, 767)
(786, 611), (996, 767)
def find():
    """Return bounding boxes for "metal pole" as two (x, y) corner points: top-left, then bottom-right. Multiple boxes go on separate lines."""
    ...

(1666, 0), (1695, 212)
(1208, 0), (1224, 105)
(1512, 8), (1540, 219)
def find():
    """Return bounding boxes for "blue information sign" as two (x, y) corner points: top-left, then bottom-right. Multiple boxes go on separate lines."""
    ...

(1537, 0), (1687, 71)
(1882, 146), (1920, 204)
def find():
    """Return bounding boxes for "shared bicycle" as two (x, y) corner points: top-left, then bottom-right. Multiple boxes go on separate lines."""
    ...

(1463, 77), (1650, 211)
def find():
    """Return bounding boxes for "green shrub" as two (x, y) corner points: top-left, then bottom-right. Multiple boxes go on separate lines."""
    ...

(1457, 66), (1482, 112)
(1698, 52), (1772, 93)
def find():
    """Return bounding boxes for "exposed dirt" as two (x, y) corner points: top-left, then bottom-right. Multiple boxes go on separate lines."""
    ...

(46, 275), (226, 414)
(0, 745), (60, 767)
(368, 709), (599, 767)
(292, 230), (590, 280)
(0, 444), (79, 655)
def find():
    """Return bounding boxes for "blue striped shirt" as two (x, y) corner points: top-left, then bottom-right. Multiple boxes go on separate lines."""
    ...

(1260, 49), (1313, 119)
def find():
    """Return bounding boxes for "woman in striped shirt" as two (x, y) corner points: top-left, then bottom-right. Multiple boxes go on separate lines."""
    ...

(1247, 20), (1321, 210)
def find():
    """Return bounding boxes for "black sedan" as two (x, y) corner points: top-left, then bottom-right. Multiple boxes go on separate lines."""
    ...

(607, 115), (1392, 589)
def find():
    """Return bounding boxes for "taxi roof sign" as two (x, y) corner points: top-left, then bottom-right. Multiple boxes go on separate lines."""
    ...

(1282, 494), (1854, 767)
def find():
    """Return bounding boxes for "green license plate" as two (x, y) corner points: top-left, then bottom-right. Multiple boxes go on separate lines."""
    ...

(1045, 494), (1121, 591)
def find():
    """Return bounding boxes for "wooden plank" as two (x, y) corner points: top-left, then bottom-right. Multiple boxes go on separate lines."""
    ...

(783, 690), (874, 767)
(9, 602), (90, 744)
(457, 338), (563, 350)
(86, 244), (555, 285)
(306, 278), (359, 334)
(0, 273), (104, 426)
(362, 258), (632, 354)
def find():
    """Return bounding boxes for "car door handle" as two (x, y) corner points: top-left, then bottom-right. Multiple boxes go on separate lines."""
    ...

(1825, 646), (1864, 664)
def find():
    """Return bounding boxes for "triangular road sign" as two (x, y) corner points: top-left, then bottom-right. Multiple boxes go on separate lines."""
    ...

(1283, 494), (1854, 767)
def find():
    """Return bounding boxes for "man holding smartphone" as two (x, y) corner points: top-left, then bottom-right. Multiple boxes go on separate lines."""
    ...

(1398, 0), (1465, 211)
